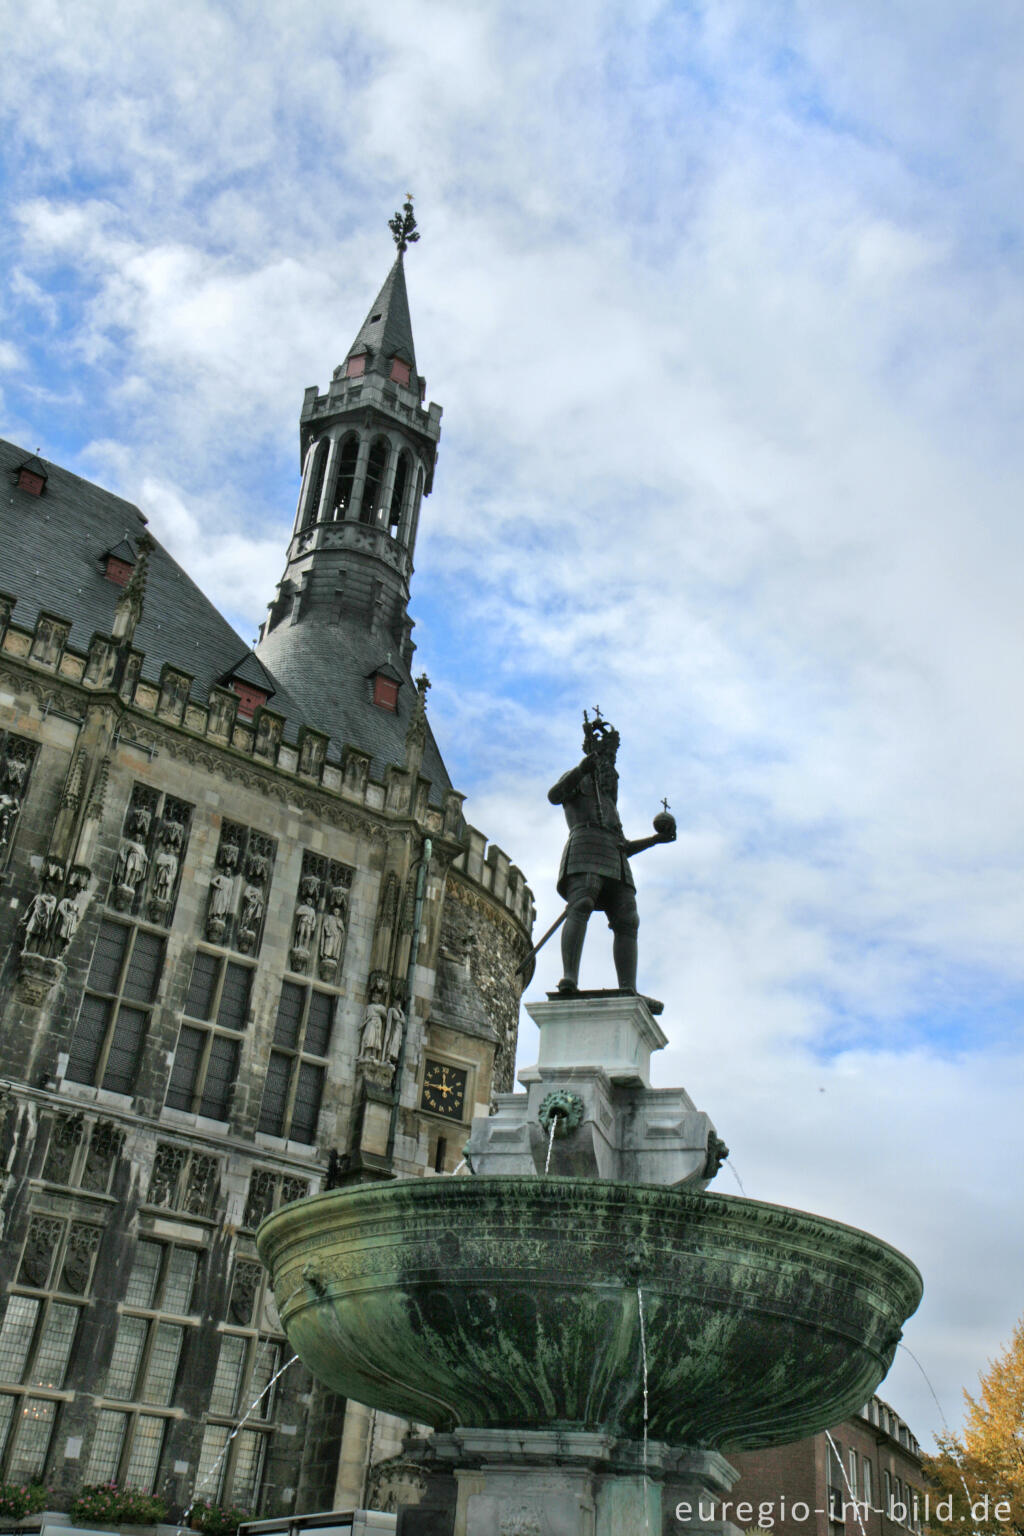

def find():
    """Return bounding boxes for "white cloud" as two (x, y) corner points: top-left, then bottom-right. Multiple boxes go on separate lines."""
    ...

(2, 0), (1023, 1455)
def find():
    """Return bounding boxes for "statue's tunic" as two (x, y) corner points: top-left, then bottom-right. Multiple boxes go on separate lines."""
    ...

(550, 764), (635, 898)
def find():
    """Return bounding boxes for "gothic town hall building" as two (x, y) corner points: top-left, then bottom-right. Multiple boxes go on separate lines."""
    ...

(0, 241), (534, 1516)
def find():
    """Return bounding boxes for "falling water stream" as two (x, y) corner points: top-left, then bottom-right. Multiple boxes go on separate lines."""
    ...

(179, 1351), (300, 1531)
(824, 1428), (869, 1536)
(544, 1115), (557, 1174)
(637, 1283), (650, 1535)
(898, 1341), (977, 1512)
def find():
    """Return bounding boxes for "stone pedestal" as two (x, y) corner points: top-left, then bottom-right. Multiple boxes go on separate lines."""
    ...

(465, 994), (721, 1190)
(396, 1429), (742, 1536)
(523, 992), (667, 1086)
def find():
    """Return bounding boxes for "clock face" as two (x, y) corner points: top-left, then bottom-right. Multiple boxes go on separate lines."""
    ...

(420, 1059), (468, 1121)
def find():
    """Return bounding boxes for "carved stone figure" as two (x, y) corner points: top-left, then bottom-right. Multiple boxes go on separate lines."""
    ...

(291, 899), (317, 971)
(237, 883), (264, 953)
(359, 984), (389, 1062)
(113, 837), (148, 910)
(0, 792), (19, 846)
(547, 710), (675, 995)
(152, 846), (179, 903)
(206, 871), (233, 940)
(21, 891), (56, 953)
(384, 1000), (405, 1066)
(53, 894), (85, 950)
(318, 902), (346, 978)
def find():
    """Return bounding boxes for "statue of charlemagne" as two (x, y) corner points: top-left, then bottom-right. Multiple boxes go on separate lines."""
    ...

(547, 710), (675, 995)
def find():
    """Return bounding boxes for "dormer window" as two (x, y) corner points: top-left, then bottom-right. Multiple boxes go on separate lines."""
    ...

(346, 353), (367, 378)
(103, 537), (138, 586)
(390, 358), (411, 386)
(373, 675), (398, 712)
(221, 652), (276, 721)
(229, 681), (270, 720)
(15, 457), (47, 496)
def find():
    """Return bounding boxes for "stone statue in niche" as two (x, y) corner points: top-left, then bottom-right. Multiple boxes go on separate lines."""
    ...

(0, 792), (20, 847)
(237, 883), (264, 953)
(112, 836), (149, 911)
(152, 846), (179, 906)
(359, 979), (389, 1063)
(53, 893), (85, 950)
(384, 998), (405, 1067)
(318, 897), (347, 980)
(20, 891), (56, 954)
(206, 871), (233, 942)
(290, 896), (317, 973)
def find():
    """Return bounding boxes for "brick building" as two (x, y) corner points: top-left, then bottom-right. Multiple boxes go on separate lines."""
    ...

(0, 234), (533, 1517)
(723, 1395), (926, 1536)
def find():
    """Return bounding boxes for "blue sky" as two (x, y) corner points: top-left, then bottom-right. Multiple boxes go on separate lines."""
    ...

(3, 0), (1024, 1452)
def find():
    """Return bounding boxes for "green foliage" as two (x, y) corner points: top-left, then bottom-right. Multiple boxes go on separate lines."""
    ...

(188, 1499), (251, 1536)
(0, 1483), (48, 1519)
(69, 1483), (168, 1526)
(922, 1316), (1024, 1536)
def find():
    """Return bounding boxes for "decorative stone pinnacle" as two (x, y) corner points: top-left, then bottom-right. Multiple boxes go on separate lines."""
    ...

(389, 196), (420, 256)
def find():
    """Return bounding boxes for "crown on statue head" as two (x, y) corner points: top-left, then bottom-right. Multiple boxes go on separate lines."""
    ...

(582, 707), (619, 755)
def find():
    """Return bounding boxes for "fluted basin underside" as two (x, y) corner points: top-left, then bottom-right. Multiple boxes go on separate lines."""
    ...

(257, 1177), (921, 1451)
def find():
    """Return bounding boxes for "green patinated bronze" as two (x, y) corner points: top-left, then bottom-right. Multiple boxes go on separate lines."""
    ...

(256, 1176), (921, 1451)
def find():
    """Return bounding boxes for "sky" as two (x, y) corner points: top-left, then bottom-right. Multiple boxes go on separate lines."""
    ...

(2, 0), (1023, 1457)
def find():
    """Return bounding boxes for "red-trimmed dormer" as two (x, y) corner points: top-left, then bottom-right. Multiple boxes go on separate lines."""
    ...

(14, 456), (47, 497)
(368, 659), (403, 712)
(221, 651), (277, 721)
(103, 536), (138, 586)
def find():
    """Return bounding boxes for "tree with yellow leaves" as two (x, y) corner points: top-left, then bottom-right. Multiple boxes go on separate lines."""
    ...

(923, 1315), (1024, 1536)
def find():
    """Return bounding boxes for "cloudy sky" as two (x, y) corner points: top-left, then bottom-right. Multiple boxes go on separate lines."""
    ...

(3, 0), (1023, 1454)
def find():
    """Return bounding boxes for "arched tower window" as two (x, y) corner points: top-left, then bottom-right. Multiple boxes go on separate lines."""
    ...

(301, 440), (329, 530)
(389, 451), (410, 535)
(359, 436), (390, 525)
(332, 433), (359, 518)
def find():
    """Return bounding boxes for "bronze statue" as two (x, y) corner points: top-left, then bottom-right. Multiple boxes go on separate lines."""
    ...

(546, 709), (675, 995)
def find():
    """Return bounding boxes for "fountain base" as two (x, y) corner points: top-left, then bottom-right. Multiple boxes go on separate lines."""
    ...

(394, 1430), (741, 1536)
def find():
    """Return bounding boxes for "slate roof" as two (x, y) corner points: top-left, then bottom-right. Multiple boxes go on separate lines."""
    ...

(0, 437), (453, 798)
(345, 256), (417, 376)
(255, 608), (452, 801)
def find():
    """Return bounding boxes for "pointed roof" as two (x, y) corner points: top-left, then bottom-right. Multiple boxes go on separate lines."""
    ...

(222, 650), (277, 695)
(105, 536), (139, 564)
(346, 256), (417, 375)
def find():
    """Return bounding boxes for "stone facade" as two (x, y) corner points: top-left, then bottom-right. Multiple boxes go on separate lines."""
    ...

(0, 249), (533, 1519)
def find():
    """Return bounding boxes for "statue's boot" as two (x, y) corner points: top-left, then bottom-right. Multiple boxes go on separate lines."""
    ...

(557, 910), (588, 992)
(613, 931), (638, 992)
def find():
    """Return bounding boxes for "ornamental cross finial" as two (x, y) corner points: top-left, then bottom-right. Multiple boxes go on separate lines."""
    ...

(389, 196), (420, 256)
(416, 672), (431, 697)
(661, 797), (670, 814)
(593, 705), (603, 721)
